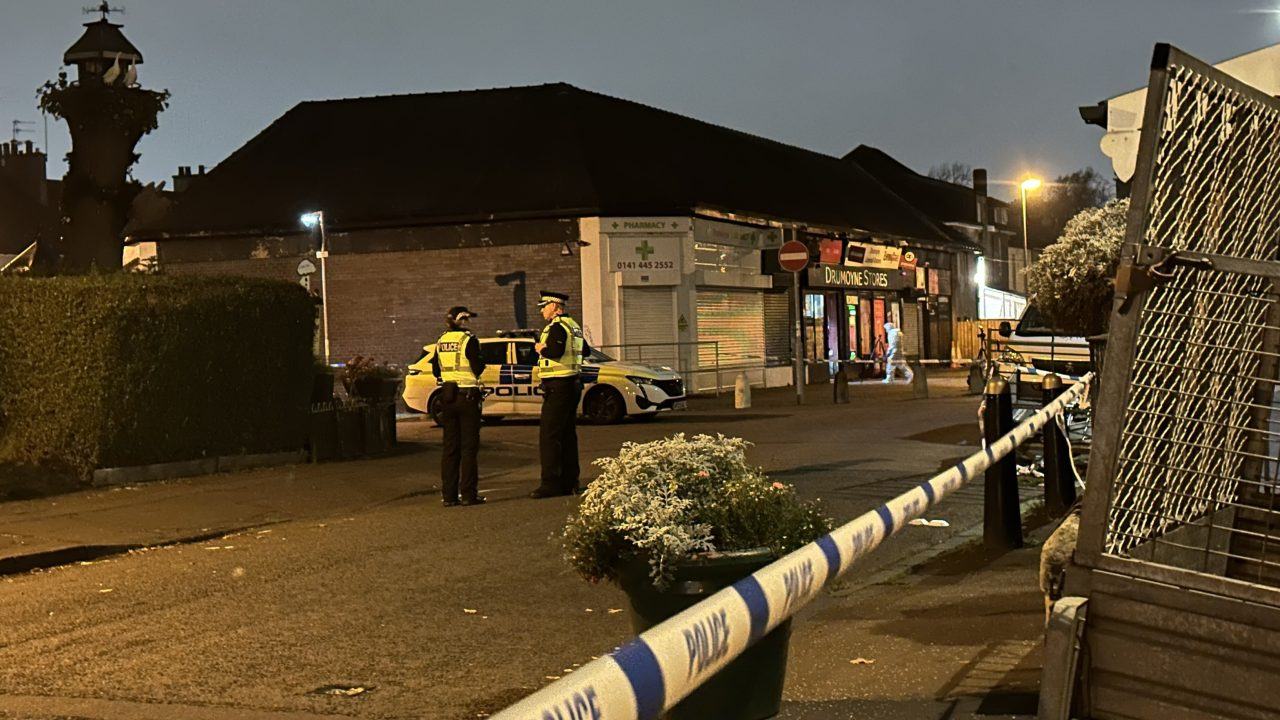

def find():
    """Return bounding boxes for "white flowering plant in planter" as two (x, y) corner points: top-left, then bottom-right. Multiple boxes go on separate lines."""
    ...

(1026, 198), (1130, 338)
(563, 434), (832, 588)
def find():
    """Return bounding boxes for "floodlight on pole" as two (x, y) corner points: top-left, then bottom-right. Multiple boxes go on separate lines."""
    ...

(301, 210), (332, 365)
(1018, 177), (1042, 292)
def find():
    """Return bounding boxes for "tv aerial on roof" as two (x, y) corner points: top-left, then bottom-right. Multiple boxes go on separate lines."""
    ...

(10, 120), (34, 144)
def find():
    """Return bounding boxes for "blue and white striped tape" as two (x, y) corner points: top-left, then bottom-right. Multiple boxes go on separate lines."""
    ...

(491, 373), (1092, 720)
(1002, 364), (1086, 383)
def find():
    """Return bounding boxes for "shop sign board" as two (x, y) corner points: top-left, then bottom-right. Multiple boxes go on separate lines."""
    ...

(899, 250), (919, 270)
(693, 218), (781, 248)
(609, 234), (680, 285)
(604, 217), (689, 234)
(818, 238), (843, 265)
(808, 264), (909, 290)
(844, 240), (901, 270)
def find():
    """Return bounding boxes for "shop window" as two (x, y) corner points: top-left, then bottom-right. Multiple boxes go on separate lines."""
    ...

(859, 297), (873, 359)
(846, 300), (859, 359)
(804, 293), (827, 360)
(694, 242), (760, 274)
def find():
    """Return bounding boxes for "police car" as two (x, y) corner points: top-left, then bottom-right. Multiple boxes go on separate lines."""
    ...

(403, 331), (688, 424)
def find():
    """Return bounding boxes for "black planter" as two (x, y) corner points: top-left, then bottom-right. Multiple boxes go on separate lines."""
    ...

(619, 548), (791, 720)
(311, 371), (335, 404)
(307, 406), (338, 462)
(351, 376), (401, 403)
(335, 406), (366, 459)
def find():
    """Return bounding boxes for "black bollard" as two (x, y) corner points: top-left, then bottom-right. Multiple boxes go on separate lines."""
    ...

(983, 375), (1023, 549)
(911, 361), (928, 399)
(1040, 374), (1076, 517)
(833, 363), (850, 404)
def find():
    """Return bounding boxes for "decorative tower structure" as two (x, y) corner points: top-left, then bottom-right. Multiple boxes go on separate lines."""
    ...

(39, 3), (168, 272)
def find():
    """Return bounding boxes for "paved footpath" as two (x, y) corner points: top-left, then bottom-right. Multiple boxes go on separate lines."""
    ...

(0, 372), (1054, 719)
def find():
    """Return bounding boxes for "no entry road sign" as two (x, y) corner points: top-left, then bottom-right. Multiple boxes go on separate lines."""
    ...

(778, 240), (809, 273)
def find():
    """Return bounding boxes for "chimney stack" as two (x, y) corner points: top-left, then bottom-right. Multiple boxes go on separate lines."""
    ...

(972, 168), (988, 198)
(173, 165), (202, 192)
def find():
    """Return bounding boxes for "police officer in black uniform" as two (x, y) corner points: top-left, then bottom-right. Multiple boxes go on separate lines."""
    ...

(430, 306), (486, 507)
(530, 291), (590, 498)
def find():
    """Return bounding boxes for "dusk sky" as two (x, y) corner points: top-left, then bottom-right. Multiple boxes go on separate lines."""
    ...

(2, 1), (1277, 200)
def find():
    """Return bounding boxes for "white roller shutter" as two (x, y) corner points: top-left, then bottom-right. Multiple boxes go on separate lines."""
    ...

(696, 289), (765, 368)
(620, 287), (677, 368)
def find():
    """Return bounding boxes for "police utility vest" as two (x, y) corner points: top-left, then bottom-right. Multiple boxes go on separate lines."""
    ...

(436, 330), (481, 388)
(538, 316), (584, 379)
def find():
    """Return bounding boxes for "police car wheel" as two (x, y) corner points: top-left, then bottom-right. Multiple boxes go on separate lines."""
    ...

(583, 386), (626, 425)
(428, 392), (445, 427)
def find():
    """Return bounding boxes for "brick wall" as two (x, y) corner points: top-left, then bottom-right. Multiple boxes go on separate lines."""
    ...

(164, 243), (582, 366)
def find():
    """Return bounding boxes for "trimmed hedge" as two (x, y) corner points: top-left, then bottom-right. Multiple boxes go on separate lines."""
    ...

(0, 275), (316, 480)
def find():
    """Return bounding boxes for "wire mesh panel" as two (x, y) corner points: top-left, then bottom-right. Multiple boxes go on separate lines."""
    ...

(1098, 51), (1280, 589)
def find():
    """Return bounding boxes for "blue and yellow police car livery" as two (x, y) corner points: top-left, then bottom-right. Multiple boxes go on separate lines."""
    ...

(403, 333), (687, 425)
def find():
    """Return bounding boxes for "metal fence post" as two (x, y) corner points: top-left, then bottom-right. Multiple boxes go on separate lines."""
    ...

(983, 375), (1023, 549)
(1040, 373), (1076, 517)
(714, 341), (721, 397)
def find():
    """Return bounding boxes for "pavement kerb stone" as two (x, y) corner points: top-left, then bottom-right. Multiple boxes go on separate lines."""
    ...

(826, 491), (1046, 599)
(0, 522), (283, 577)
(91, 451), (308, 487)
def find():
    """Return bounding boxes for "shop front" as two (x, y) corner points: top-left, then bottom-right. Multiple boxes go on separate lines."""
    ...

(582, 215), (784, 393)
(803, 261), (914, 378)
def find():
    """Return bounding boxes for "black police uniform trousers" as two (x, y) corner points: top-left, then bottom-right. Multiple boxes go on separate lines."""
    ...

(440, 386), (483, 502)
(538, 376), (581, 493)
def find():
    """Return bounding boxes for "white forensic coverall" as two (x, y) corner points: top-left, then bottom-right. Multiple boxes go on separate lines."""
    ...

(883, 321), (913, 383)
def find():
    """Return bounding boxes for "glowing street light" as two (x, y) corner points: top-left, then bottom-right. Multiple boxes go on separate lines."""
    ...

(300, 210), (332, 365)
(1019, 177), (1042, 291)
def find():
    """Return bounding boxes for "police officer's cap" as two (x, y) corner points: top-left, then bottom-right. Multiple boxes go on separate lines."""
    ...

(446, 306), (478, 322)
(538, 291), (569, 308)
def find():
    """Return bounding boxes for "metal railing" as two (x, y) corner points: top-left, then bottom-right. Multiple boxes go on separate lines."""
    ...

(490, 373), (1092, 720)
(594, 341), (795, 396)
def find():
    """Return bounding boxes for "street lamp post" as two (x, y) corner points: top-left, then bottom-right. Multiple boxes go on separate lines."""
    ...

(1019, 178), (1041, 293)
(301, 211), (331, 365)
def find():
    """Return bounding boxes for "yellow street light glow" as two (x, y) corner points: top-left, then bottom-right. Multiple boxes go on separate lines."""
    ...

(1020, 178), (1042, 192)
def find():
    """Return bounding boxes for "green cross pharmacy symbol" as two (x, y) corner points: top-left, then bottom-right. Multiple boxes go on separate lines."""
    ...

(635, 240), (655, 260)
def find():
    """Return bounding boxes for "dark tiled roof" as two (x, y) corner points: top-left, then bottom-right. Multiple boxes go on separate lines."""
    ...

(137, 83), (954, 246)
(844, 145), (1011, 231)
(64, 19), (143, 64)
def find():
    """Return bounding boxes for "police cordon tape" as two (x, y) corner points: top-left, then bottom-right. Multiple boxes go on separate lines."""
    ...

(999, 364), (1087, 383)
(491, 372), (1094, 720)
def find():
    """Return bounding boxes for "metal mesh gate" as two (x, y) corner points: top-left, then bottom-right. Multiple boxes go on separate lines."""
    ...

(1088, 48), (1280, 589)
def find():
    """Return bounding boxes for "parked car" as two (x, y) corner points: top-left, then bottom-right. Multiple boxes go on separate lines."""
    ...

(995, 303), (1091, 404)
(403, 331), (687, 424)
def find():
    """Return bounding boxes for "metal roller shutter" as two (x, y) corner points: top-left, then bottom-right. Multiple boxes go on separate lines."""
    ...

(696, 289), (765, 368)
(619, 287), (677, 368)
(763, 292), (791, 364)
(902, 300), (923, 358)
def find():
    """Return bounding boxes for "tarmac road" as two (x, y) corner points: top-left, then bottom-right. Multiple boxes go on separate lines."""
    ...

(0, 375), (1045, 719)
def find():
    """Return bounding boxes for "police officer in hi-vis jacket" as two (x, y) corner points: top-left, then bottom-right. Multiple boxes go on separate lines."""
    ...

(430, 306), (486, 506)
(529, 291), (590, 498)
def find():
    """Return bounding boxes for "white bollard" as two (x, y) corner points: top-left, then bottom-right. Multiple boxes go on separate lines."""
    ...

(734, 372), (751, 409)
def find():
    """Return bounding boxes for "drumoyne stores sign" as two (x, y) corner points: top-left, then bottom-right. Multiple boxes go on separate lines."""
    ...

(807, 264), (909, 290)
